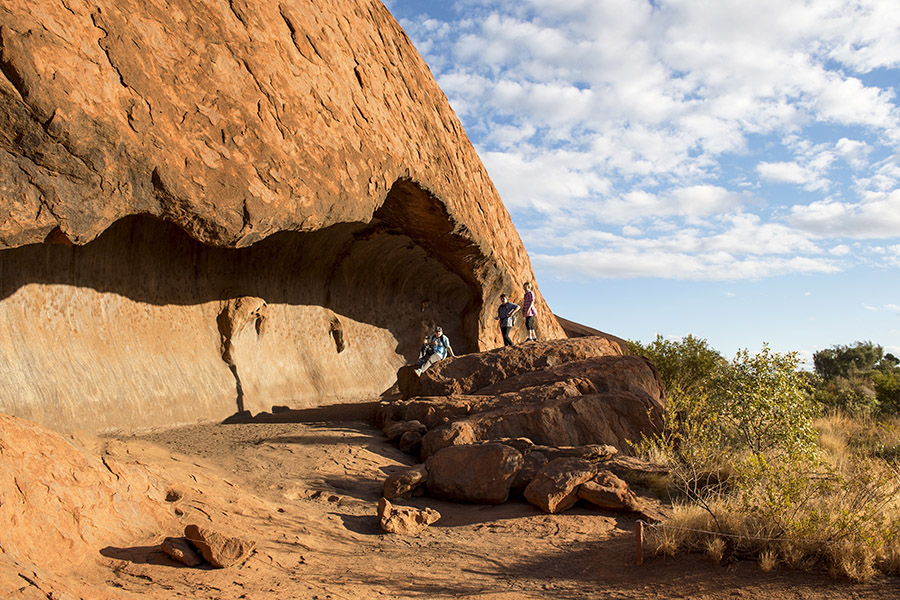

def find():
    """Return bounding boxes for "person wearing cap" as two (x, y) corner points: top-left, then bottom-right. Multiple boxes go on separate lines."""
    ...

(414, 326), (455, 375)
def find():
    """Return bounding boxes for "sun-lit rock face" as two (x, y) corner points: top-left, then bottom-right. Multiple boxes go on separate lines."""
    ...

(0, 0), (564, 432)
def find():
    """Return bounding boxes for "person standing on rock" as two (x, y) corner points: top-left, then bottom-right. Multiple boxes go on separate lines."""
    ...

(414, 326), (455, 375)
(522, 282), (538, 342)
(496, 294), (520, 347)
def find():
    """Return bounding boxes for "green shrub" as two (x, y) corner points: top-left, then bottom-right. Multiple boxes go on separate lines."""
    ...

(627, 334), (725, 396)
(812, 375), (880, 417)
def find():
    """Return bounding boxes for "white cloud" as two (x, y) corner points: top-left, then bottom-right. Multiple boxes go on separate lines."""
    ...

(532, 247), (840, 280)
(705, 214), (821, 255)
(790, 190), (900, 239)
(397, 0), (900, 283)
(480, 150), (612, 213)
(836, 138), (871, 170)
(757, 161), (812, 185)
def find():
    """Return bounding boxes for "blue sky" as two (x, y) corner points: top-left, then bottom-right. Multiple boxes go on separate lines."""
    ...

(382, 0), (900, 365)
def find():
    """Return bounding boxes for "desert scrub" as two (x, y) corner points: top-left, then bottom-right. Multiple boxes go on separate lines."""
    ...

(647, 460), (900, 580)
(636, 343), (900, 581)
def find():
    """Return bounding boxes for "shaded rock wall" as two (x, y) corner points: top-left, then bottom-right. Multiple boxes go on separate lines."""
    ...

(0, 0), (565, 432)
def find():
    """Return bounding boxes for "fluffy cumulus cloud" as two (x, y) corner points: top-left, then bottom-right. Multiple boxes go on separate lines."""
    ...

(393, 0), (900, 280)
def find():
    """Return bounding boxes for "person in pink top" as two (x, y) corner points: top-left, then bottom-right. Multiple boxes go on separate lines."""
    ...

(522, 282), (538, 342)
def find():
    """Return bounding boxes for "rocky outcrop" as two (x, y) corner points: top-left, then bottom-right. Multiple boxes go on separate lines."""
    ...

(524, 458), (598, 514)
(381, 338), (665, 459)
(380, 439), (661, 519)
(404, 337), (627, 398)
(425, 443), (524, 504)
(0, 0), (565, 433)
(378, 337), (667, 517)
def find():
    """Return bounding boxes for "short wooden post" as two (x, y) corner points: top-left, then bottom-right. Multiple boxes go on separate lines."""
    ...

(635, 521), (644, 566)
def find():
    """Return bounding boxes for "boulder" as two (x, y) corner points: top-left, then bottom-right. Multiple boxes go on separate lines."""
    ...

(161, 537), (204, 567)
(383, 420), (427, 442)
(511, 451), (549, 492)
(421, 421), (479, 459)
(425, 443), (524, 504)
(184, 524), (255, 569)
(383, 465), (428, 500)
(524, 458), (598, 514)
(398, 431), (424, 455)
(409, 337), (625, 398)
(0, 0), (565, 435)
(421, 391), (662, 459)
(377, 498), (441, 535)
(577, 471), (640, 513)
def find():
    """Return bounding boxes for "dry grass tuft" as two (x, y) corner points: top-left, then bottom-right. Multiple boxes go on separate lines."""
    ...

(705, 536), (725, 563)
(758, 550), (777, 572)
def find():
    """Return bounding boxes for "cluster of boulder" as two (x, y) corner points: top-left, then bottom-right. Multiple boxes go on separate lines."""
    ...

(376, 337), (668, 532)
(162, 524), (255, 568)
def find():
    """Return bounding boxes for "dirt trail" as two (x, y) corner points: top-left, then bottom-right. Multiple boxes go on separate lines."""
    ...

(87, 402), (899, 600)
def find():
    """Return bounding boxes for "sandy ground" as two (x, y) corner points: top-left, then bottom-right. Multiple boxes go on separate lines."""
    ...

(82, 402), (900, 600)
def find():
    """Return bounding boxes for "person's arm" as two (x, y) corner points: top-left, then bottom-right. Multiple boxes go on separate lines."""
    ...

(444, 336), (455, 357)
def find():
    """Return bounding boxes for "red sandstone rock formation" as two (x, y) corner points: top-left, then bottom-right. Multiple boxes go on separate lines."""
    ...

(381, 338), (665, 458)
(0, 0), (565, 433)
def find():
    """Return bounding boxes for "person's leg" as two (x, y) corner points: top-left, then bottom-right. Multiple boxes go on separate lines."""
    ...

(415, 352), (441, 375)
(501, 326), (514, 346)
(525, 316), (536, 341)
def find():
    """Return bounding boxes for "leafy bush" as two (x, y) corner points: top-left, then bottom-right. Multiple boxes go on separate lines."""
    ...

(627, 334), (725, 396)
(873, 370), (900, 415)
(812, 375), (880, 417)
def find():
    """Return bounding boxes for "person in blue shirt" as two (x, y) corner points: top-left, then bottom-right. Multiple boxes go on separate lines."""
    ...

(414, 326), (455, 375)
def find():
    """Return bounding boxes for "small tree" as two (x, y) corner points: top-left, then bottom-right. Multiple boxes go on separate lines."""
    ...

(627, 334), (725, 396)
(713, 346), (818, 458)
(813, 341), (883, 380)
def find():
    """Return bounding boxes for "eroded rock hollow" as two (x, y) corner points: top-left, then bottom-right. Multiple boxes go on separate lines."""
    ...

(0, 0), (565, 432)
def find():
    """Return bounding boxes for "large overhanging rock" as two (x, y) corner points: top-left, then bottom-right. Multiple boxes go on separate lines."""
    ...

(0, 0), (564, 432)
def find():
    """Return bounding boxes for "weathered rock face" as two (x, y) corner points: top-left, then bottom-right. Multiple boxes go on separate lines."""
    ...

(0, 0), (564, 432)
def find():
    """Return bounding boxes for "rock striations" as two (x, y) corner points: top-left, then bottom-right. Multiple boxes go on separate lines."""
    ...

(0, 0), (565, 433)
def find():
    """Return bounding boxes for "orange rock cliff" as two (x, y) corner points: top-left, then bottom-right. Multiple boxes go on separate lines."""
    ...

(0, 0), (566, 433)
